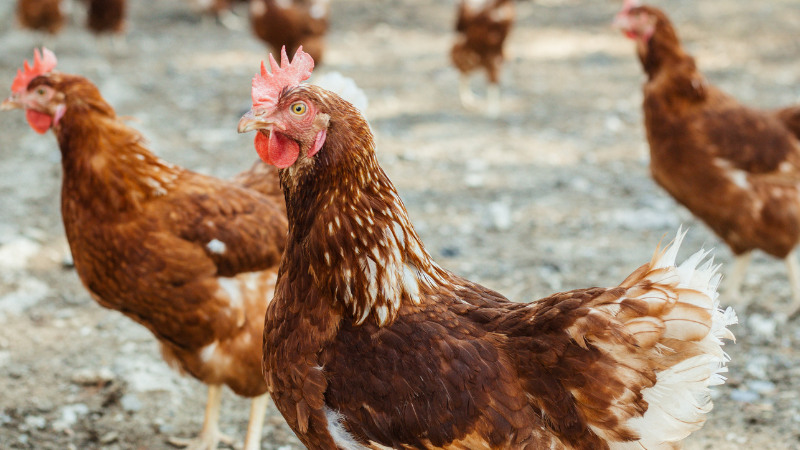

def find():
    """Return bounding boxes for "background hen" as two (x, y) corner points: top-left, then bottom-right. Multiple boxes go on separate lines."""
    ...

(249, 0), (330, 64)
(1, 49), (286, 450)
(16, 0), (64, 34)
(451, 0), (514, 117)
(239, 49), (736, 450)
(615, 1), (800, 315)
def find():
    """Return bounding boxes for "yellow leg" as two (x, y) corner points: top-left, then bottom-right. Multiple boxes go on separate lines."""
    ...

(486, 84), (500, 118)
(784, 251), (800, 317)
(242, 394), (270, 450)
(458, 75), (479, 112)
(169, 385), (233, 450)
(726, 252), (752, 309)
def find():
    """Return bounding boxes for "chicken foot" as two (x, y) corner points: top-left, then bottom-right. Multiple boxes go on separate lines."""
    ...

(169, 384), (234, 450)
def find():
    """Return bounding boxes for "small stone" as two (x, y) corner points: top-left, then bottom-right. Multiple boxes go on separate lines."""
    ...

(730, 389), (760, 403)
(488, 201), (512, 231)
(100, 431), (119, 444)
(53, 403), (90, 431)
(747, 380), (777, 394)
(121, 394), (143, 412)
(24, 415), (46, 429)
(747, 314), (777, 341)
(71, 368), (115, 386)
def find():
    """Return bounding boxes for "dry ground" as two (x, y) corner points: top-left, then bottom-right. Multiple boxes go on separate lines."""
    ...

(1, 0), (800, 448)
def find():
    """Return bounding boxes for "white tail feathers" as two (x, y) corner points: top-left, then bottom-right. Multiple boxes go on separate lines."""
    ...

(617, 228), (737, 449)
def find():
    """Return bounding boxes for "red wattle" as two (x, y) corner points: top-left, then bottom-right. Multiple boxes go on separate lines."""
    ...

(253, 130), (300, 169)
(254, 131), (272, 165)
(26, 110), (53, 134)
(268, 131), (300, 169)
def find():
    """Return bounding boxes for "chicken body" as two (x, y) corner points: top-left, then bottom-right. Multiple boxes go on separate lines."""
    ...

(85, 0), (126, 34)
(616, 4), (800, 312)
(237, 66), (736, 449)
(249, 0), (329, 64)
(451, 0), (514, 117)
(17, 0), (64, 33)
(6, 71), (286, 450)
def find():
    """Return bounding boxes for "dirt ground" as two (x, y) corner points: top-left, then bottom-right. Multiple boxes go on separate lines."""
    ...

(1, 0), (800, 448)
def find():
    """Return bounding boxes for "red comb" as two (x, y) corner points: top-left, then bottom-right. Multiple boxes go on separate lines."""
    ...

(621, 0), (640, 11)
(11, 48), (58, 95)
(251, 46), (314, 110)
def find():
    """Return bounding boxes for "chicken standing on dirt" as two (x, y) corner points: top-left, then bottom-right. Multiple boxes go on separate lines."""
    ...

(615, 0), (800, 315)
(249, 0), (329, 64)
(238, 47), (737, 450)
(451, 0), (514, 117)
(1, 48), (286, 450)
(16, 0), (64, 34)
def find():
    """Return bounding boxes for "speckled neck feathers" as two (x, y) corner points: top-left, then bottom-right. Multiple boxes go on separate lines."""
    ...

(280, 92), (449, 326)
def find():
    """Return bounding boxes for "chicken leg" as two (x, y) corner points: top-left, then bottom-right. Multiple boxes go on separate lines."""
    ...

(169, 384), (234, 450)
(486, 83), (501, 118)
(242, 394), (270, 450)
(458, 75), (480, 112)
(784, 251), (800, 317)
(726, 251), (752, 309)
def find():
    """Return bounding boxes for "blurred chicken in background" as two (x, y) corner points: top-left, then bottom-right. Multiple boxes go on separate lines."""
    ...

(616, 0), (800, 315)
(249, 0), (330, 64)
(16, 0), (64, 34)
(451, 0), (514, 118)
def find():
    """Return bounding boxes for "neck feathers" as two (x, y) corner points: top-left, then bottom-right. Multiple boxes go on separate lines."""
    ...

(56, 84), (182, 214)
(283, 113), (449, 326)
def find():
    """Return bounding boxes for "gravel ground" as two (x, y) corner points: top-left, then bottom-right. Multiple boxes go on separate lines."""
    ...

(1, 0), (800, 448)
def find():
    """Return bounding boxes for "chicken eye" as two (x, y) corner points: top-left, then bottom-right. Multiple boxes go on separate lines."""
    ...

(37, 88), (46, 96)
(290, 102), (307, 115)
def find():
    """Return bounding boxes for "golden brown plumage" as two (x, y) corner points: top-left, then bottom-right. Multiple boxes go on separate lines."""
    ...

(2, 51), (286, 450)
(249, 0), (329, 64)
(616, 3), (800, 313)
(237, 49), (737, 450)
(451, 0), (514, 116)
(17, 0), (64, 33)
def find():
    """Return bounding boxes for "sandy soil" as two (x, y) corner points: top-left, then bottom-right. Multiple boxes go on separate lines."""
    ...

(1, 0), (800, 448)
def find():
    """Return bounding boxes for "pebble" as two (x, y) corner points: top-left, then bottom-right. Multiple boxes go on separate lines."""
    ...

(746, 354), (772, 380)
(747, 380), (777, 395)
(52, 404), (90, 431)
(730, 389), (760, 403)
(0, 350), (10, 368)
(71, 368), (116, 386)
(0, 237), (41, 270)
(121, 394), (143, 412)
(488, 201), (512, 231)
(747, 313), (777, 341)
(24, 416), (46, 429)
(100, 431), (119, 444)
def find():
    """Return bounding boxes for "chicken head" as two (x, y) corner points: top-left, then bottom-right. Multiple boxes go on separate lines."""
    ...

(238, 46), (330, 169)
(2, 48), (65, 134)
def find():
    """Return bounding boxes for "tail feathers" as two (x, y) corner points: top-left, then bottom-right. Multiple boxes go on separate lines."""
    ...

(586, 228), (737, 449)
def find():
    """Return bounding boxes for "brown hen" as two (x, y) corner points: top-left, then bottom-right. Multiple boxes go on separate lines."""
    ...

(16, 0), (64, 33)
(1, 49), (286, 450)
(237, 48), (737, 450)
(615, 1), (800, 314)
(451, 0), (514, 117)
(249, 0), (329, 64)
(85, 0), (126, 35)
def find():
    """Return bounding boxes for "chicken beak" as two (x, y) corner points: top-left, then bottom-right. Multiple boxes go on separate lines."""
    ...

(1, 96), (22, 111)
(238, 109), (274, 133)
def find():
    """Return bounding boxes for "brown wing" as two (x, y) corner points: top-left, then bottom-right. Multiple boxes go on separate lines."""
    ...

(166, 173), (288, 277)
(231, 159), (287, 214)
